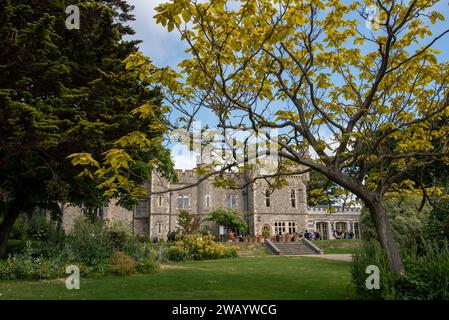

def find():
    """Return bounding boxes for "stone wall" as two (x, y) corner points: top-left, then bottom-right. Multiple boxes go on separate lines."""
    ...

(61, 200), (133, 234)
(60, 169), (361, 241)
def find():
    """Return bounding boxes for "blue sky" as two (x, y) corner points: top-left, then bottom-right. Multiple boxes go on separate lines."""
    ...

(125, 0), (449, 169)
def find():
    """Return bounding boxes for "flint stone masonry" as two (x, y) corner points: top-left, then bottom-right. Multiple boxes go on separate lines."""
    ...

(61, 168), (361, 240)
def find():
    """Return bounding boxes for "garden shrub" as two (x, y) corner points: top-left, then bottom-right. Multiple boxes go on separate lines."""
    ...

(166, 245), (187, 262)
(395, 242), (449, 300)
(359, 195), (430, 250)
(27, 213), (53, 241)
(136, 258), (160, 274)
(351, 240), (449, 300)
(109, 251), (135, 276)
(107, 222), (132, 250)
(351, 240), (396, 300)
(68, 217), (113, 268)
(166, 234), (239, 261)
(167, 230), (180, 242)
(105, 222), (152, 262)
(1, 218), (157, 280)
(121, 234), (151, 261)
(10, 215), (27, 240)
(31, 227), (67, 258)
(0, 241), (66, 280)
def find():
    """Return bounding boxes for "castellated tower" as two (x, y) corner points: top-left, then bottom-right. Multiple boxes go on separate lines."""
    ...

(196, 150), (213, 219)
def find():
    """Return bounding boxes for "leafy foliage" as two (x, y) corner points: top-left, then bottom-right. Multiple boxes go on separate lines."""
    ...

(360, 195), (431, 250)
(176, 210), (202, 235)
(352, 240), (449, 300)
(136, 257), (160, 274)
(351, 240), (396, 300)
(307, 171), (357, 208)
(136, 0), (449, 273)
(0, 0), (174, 256)
(109, 251), (135, 276)
(166, 233), (239, 261)
(396, 242), (449, 300)
(206, 208), (249, 234)
(425, 198), (449, 243)
(0, 218), (158, 280)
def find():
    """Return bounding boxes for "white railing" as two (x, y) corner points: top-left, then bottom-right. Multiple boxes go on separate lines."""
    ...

(307, 207), (362, 215)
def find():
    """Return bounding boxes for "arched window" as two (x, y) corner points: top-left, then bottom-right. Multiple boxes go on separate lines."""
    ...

(290, 190), (296, 208)
(265, 190), (271, 207)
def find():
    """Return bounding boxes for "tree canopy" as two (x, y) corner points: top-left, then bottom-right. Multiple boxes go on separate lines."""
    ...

(0, 0), (175, 257)
(72, 0), (449, 273)
(206, 208), (249, 234)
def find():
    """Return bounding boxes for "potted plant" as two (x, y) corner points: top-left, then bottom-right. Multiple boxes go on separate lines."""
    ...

(256, 234), (262, 242)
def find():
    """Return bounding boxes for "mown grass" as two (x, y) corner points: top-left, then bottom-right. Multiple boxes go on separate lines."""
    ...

(0, 256), (355, 300)
(222, 242), (272, 257)
(315, 240), (361, 254)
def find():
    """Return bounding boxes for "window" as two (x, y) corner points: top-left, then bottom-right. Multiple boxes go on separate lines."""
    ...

(205, 195), (210, 208)
(156, 222), (162, 234)
(226, 194), (237, 209)
(265, 190), (271, 207)
(298, 189), (304, 203)
(316, 222), (329, 240)
(290, 190), (296, 208)
(177, 194), (190, 209)
(336, 222), (347, 232)
(288, 222), (296, 234)
(274, 222), (286, 235)
(99, 206), (108, 219)
(135, 200), (148, 218)
(158, 196), (163, 207)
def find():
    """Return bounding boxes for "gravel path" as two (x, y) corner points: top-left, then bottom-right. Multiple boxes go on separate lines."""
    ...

(299, 254), (352, 262)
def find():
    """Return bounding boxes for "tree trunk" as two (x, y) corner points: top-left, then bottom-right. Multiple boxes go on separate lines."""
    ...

(0, 207), (21, 258)
(367, 200), (405, 274)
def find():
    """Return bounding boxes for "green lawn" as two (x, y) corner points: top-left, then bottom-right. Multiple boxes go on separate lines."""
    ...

(222, 242), (272, 257)
(0, 256), (355, 300)
(315, 240), (361, 254)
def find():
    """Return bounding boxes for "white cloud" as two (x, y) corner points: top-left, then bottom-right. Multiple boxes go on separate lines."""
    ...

(171, 145), (198, 170)
(127, 0), (187, 67)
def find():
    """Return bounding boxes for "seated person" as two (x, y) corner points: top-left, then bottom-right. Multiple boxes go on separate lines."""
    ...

(304, 230), (311, 240)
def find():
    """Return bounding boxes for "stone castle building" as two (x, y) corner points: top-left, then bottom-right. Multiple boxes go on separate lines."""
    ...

(62, 157), (361, 241)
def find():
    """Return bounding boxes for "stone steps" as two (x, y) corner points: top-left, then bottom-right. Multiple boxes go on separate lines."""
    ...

(267, 242), (319, 255)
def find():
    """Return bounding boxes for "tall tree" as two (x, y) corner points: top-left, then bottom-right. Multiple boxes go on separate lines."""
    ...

(0, 0), (175, 257)
(74, 0), (449, 274)
(307, 170), (357, 209)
